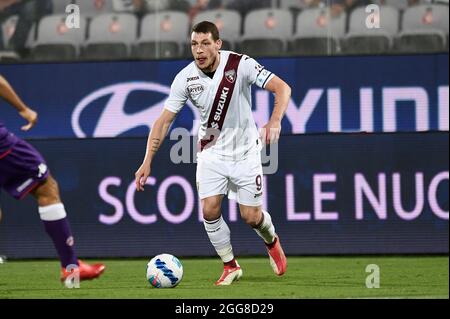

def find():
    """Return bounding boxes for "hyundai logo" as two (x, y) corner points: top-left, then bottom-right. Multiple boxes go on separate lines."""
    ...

(72, 82), (200, 138)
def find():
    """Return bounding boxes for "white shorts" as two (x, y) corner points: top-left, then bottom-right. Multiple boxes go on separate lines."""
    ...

(196, 151), (264, 207)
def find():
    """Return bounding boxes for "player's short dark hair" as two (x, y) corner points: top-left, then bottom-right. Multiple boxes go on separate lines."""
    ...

(191, 21), (220, 41)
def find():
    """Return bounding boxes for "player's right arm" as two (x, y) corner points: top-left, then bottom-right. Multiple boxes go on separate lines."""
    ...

(0, 75), (38, 131)
(135, 109), (177, 191)
(135, 71), (188, 191)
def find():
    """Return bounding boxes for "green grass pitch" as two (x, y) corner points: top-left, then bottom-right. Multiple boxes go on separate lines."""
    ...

(0, 256), (448, 299)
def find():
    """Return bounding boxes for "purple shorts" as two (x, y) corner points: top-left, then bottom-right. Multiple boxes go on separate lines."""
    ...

(0, 138), (49, 200)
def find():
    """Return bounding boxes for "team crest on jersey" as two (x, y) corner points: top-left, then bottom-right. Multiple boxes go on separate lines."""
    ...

(225, 69), (236, 83)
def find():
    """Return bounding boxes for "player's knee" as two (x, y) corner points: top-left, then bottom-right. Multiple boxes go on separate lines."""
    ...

(36, 192), (60, 207)
(33, 176), (61, 206)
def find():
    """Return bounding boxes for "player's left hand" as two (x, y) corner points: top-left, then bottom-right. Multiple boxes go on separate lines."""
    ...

(260, 119), (281, 145)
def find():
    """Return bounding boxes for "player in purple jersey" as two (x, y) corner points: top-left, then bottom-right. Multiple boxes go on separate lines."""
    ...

(0, 75), (105, 284)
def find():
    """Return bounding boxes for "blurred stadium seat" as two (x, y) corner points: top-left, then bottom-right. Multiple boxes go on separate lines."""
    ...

(83, 13), (137, 60)
(1, 15), (36, 59)
(112, 0), (136, 12)
(291, 7), (346, 56)
(279, 0), (317, 13)
(77, 0), (115, 18)
(136, 11), (189, 59)
(193, 9), (242, 50)
(30, 14), (87, 61)
(51, 0), (74, 14)
(0, 50), (20, 62)
(145, 0), (192, 13)
(1, 15), (19, 49)
(53, 0), (137, 14)
(240, 9), (293, 57)
(396, 4), (449, 53)
(342, 5), (399, 55)
(381, 0), (411, 11)
(0, 0), (449, 62)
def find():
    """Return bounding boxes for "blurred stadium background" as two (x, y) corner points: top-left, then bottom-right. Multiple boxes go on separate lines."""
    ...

(0, 0), (448, 298)
(0, 0), (448, 61)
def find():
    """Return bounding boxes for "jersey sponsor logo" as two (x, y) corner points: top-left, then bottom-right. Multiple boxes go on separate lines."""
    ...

(225, 69), (236, 83)
(187, 83), (204, 96)
(187, 76), (199, 82)
(200, 53), (243, 151)
(211, 87), (230, 128)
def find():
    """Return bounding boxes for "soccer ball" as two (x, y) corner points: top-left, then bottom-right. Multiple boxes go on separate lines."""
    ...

(146, 253), (183, 288)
